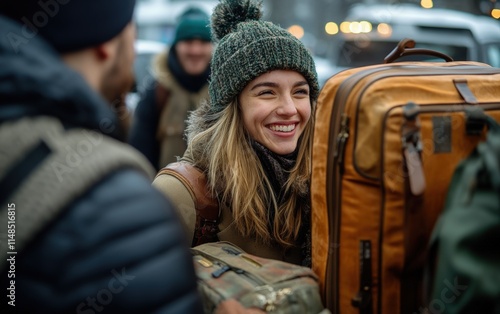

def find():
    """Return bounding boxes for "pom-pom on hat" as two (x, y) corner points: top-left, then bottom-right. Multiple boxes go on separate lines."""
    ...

(172, 7), (212, 45)
(208, 0), (319, 114)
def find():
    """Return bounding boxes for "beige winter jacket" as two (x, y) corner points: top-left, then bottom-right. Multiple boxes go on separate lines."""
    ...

(152, 147), (303, 265)
(153, 50), (209, 168)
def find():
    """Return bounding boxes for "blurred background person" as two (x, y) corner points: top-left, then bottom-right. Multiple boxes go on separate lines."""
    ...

(0, 1), (202, 313)
(129, 7), (213, 170)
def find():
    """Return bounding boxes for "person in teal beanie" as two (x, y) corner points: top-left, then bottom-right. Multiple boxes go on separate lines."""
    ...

(154, 0), (319, 268)
(129, 7), (214, 169)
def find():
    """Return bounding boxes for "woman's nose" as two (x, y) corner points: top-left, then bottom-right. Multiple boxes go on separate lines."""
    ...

(276, 95), (298, 116)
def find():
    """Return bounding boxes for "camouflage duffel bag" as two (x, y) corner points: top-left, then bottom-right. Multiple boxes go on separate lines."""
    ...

(191, 241), (327, 313)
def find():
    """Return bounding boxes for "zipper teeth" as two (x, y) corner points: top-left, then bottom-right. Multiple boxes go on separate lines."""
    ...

(326, 63), (500, 314)
(238, 266), (266, 286)
(413, 103), (500, 112)
(326, 65), (395, 313)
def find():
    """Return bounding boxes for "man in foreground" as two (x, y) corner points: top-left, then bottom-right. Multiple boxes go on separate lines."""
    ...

(0, 1), (202, 313)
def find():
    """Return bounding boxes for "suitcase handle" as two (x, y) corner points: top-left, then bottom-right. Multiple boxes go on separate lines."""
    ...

(384, 38), (454, 63)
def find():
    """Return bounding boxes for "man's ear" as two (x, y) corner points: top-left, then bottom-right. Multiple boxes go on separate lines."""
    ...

(93, 40), (117, 61)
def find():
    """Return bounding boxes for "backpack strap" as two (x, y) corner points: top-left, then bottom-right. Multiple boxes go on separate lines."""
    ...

(0, 116), (155, 271)
(156, 162), (219, 246)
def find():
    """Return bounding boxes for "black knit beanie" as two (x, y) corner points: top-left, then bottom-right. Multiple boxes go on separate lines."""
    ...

(0, 0), (136, 53)
(209, 0), (319, 114)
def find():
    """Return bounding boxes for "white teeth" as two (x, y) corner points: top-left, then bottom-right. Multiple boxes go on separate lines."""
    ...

(269, 124), (295, 132)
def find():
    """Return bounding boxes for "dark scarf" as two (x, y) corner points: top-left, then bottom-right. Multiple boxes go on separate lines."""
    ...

(167, 46), (210, 93)
(251, 141), (312, 267)
(252, 141), (296, 203)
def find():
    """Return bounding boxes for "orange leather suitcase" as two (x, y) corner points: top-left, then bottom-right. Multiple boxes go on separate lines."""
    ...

(311, 39), (500, 314)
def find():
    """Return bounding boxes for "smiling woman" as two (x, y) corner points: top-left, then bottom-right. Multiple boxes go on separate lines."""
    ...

(152, 0), (319, 267)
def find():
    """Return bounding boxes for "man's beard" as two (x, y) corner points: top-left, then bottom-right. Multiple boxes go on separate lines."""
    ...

(100, 59), (135, 138)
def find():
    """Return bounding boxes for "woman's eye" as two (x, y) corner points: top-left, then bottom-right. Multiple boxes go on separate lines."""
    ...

(257, 90), (273, 96)
(295, 89), (309, 95)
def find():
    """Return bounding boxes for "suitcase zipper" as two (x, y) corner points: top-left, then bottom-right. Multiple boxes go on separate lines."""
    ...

(326, 65), (394, 313)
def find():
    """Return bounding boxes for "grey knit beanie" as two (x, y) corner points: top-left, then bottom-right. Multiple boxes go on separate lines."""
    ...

(209, 0), (319, 114)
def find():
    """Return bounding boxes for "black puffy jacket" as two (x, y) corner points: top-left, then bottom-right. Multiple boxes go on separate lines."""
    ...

(0, 16), (202, 314)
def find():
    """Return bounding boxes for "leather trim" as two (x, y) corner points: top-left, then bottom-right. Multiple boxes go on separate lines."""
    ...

(156, 162), (219, 221)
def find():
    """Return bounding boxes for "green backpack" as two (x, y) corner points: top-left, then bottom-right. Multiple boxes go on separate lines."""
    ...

(427, 108), (500, 313)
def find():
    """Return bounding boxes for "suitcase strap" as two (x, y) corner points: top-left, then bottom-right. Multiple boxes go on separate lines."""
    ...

(402, 102), (426, 196)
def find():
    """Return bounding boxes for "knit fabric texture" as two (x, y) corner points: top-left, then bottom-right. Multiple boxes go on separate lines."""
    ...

(251, 140), (312, 267)
(208, 0), (319, 114)
(173, 7), (212, 45)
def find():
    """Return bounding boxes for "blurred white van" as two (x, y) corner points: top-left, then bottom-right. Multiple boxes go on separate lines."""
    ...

(334, 4), (500, 71)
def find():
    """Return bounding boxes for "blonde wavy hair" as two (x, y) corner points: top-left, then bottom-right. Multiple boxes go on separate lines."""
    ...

(186, 98), (315, 247)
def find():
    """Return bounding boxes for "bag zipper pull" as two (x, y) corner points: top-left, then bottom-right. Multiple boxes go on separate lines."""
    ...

(212, 265), (230, 278)
(335, 113), (350, 171)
